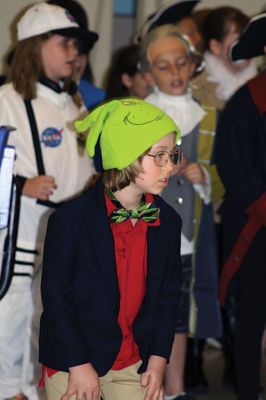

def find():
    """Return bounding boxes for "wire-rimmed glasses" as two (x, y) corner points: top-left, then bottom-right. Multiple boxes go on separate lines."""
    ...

(146, 149), (183, 167)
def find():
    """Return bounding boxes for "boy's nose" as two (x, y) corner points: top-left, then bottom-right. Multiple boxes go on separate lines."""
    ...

(169, 64), (180, 76)
(164, 158), (174, 174)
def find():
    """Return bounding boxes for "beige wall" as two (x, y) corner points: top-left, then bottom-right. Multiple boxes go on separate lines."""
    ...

(0, 0), (265, 85)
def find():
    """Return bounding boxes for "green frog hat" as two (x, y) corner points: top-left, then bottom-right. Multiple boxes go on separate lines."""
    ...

(75, 98), (180, 170)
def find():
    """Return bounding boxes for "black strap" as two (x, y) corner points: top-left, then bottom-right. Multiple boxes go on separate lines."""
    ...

(24, 100), (61, 208)
(24, 100), (45, 175)
(38, 76), (77, 95)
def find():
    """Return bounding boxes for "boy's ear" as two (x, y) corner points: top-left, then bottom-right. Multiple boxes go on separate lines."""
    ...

(121, 73), (133, 89)
(209, 39), (222, 56)
(143, 72), (155, 86)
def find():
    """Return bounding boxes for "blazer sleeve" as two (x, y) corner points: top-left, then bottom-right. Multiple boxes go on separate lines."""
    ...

(40, 208), (90, 369)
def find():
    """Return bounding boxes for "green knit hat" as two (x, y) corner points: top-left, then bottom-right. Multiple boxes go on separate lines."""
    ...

(75, 98), (180, 170)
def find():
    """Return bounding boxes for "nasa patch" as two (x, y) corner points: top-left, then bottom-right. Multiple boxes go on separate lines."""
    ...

(41, 127), (63, 147)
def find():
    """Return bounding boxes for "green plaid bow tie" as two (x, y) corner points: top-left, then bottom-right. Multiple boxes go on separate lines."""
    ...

(105, 189), (160, 223)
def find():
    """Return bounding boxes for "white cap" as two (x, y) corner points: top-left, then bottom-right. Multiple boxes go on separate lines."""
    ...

(17, 2), (80, 41)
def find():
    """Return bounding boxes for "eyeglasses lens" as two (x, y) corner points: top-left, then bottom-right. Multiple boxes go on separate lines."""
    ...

(154, 150), (183, 167)
(171, 150), (183, 165)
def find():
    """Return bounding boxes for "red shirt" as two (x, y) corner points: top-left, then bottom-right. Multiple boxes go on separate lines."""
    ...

(40, 192), (159, 385)
(106, 192), (160, 369)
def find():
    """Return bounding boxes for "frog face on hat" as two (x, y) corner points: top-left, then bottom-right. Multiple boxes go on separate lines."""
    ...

(75, 98), (180, 170)
(122, 99), (165, 126)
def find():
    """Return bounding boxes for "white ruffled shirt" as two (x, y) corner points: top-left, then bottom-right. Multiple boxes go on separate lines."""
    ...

(204, 51), (257, 101)
(146, 87), (205, 138)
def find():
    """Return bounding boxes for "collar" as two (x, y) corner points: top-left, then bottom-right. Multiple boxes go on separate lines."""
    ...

(146, 88), (205, 137)
(204, 51), (257, 101)
(38, 76), (77, 95)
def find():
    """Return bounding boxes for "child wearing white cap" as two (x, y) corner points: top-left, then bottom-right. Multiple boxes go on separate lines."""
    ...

(0, 3), (95, 399)
(39, 98), (183, 400)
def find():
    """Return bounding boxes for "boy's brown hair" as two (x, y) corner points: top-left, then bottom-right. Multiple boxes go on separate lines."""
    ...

(103, 151), (149, 192)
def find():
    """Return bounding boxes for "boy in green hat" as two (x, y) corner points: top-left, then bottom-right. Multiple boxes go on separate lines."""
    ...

(39, 98), (184, 400)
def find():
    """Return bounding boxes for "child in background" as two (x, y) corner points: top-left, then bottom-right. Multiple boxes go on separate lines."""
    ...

(140, 24), (223, 399)
(105, 44), (151, 99)
(215, 14), (266, 400)
(48, 0), (106, 110)
(39, 98), (183, 400)
(136, 0), (219, 132)
(200, 6), (257, 109)
(0, 3), (95, 399)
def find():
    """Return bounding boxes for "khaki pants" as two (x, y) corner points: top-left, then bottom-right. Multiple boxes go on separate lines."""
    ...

(45, 361), (146, 400)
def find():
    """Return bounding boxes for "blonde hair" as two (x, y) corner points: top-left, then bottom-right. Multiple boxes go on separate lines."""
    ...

(103, 151), (149, 192)
(139, 24), (202, 73)
(8, 34), (82, 107)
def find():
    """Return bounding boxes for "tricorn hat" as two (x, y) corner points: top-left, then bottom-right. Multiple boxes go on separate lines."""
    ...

(137, 0), (199, 42)
(231, 13), (266, 61)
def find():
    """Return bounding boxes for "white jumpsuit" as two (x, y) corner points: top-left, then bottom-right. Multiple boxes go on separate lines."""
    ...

(0, 82), (95, 399)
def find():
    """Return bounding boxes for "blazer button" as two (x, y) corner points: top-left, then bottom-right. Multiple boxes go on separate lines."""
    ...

(176, 197), (183, 204)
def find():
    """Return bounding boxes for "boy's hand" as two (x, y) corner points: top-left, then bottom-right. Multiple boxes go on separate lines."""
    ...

(61, 363), (100, 400)
(181, 162), (207, 184)
(22, 175), (57, 200)
(141, 355), (166, 400)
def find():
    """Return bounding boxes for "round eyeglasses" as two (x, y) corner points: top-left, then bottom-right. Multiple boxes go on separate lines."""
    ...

(146, 149), (183, 167)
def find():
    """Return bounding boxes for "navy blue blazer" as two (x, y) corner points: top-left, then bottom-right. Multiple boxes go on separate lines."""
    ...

(39, 179), (182, 376)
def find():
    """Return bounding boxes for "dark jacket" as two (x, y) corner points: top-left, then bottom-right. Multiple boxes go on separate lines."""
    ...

(215, 70), (266, 300)
(216, 73), (266, 243)
(39, 179), (182, 376)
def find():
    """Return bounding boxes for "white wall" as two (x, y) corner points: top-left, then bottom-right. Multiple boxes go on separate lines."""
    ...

(0, 1), (32, 70)
(196, 0), (265, 15)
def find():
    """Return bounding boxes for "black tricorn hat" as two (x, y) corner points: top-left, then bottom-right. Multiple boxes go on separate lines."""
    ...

(137, 0), (199, 42)
(47, 0), (99, 53)
(231, 13), (266, 61)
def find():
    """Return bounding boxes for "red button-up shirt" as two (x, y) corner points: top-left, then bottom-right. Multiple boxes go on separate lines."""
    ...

(106, 192), (160, 369)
